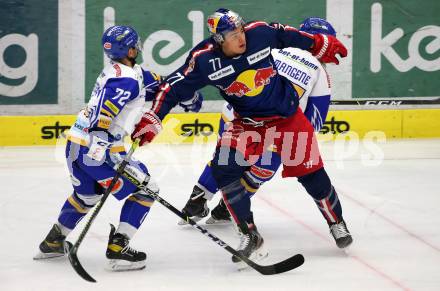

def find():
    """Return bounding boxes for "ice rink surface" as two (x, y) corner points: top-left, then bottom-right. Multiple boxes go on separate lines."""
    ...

(1, 138), (439, 291)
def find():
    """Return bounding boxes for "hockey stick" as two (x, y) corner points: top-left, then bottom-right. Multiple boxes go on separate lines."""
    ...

(69, 139), (303, 281)
(114, 168), (304, 275)
(66, 139), (141, 283)
(144, 188), (305, 275)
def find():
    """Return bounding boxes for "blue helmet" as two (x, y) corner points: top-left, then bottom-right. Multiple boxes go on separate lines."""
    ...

(299, 17), (336, 36)
(102, 25), (141, 60)
(207, 8), (245, 43)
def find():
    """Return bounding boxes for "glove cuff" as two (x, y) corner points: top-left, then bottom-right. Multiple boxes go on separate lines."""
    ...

(144, 110), (163, 132)
(179, 91), (200, 106)
(311, 34), (329, 59)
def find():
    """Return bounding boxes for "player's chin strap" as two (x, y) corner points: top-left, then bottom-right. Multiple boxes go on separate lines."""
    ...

(66, 138), (141, 283)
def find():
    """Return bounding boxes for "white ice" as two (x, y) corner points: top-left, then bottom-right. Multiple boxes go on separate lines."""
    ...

(1, 138), (439, 291)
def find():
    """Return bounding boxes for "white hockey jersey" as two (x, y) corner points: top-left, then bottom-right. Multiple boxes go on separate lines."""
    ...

(68, 61), (147, 146)
(222, 47), (331, 132)
(271, 47), (330, 111)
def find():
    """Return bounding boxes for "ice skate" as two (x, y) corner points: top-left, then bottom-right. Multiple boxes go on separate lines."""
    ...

(34, 224), (72, 260)
(206, 199), (232, 225)
(106, 224), (146, 271)
(329, 220), (353, 249)
(232, 222), (268, 270)
(178, 185), (209, 225)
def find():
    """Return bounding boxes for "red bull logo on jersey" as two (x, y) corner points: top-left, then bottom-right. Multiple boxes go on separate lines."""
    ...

(224, 65), (276, 97)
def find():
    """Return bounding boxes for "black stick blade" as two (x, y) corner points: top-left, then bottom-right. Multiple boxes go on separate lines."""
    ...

(256, 254), (305, 275)
(66, 243), (97, 283)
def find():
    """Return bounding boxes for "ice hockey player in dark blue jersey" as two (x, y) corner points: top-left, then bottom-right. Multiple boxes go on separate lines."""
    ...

(132, 9), (351, 266)
(179, 17), (335, 225)
(34, 25), (203, 271)
(179, 18), (353, 257)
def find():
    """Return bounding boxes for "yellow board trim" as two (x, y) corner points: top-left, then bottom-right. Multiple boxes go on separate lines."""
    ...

(402, 109), (440, 138)
(67, 135), (88, 146)
(1, 110), (440, 146)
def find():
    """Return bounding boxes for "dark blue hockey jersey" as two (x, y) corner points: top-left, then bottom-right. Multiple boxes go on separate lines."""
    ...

(151, 21), (315, 119)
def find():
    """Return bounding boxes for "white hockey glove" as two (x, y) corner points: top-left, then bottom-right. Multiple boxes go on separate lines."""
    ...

(110, 154), (160, 194)
(179, 91), (204, 112)
(124, 164), (160, 194)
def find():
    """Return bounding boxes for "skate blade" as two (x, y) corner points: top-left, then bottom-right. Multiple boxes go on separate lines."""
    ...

(341, 242), (353, 255)
(178, 216), (203, 226)
(106, 259), (146, 272)
(205, 217), (232, 225)
(235, 245), (269, 271)
(33, 251), (65, 260)
(336, 236), (353, 250)
(33, 241), (72, 260)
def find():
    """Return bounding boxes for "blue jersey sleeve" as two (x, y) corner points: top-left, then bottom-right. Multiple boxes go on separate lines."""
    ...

(142, 69), (162, 101)
(91, 77), (139, 130)
(151, 40), (213, 120)
(270, 22), (314, 51)
(303, 94), (330, 132)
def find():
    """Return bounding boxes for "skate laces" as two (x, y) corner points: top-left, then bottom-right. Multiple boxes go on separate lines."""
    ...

(238, 233), (251, 251)
(121, 244), (139, 255)
(118, 237), (137, 255)
(330, 221), (349, 238)
(114, 235), (138, 255)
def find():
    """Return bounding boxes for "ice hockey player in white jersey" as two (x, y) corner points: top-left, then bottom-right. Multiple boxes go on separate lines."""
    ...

(34, 25), (158, 271)
(34, 25), (203, 271)
(181, 17), (353, 252)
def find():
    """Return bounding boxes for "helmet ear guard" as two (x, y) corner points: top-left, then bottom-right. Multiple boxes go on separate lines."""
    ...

(212, 33), (225, 44)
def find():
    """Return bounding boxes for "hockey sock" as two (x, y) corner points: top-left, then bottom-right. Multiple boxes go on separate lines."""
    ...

(221, 179), (252, 224)
(314, 186), (342, 225)
(57, 191), (97, 230)
(244, 148), (280, 198)
(197, 163), (219, 200)
(211, 148), (251, 223)
(118, 192), (154, 239)
(298, 167), (343, 225)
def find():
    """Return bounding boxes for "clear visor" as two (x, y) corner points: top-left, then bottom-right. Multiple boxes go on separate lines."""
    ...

(134, 37), (142, 51)
(132, 37), (143, 60)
